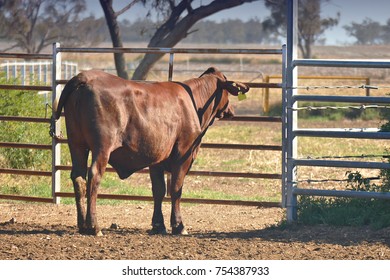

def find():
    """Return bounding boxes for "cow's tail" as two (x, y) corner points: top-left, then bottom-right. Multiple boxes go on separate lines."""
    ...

(50, 74), (83, 138)
(53, 74), (83, 121)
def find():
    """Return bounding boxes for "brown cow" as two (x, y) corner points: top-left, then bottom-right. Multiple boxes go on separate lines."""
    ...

(53, 67), (249, 236)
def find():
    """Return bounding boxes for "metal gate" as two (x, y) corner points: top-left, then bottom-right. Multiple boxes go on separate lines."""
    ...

(1, 43), (286, 208)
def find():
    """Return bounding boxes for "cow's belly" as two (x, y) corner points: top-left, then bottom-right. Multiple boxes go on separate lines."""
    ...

(108, 143), (172, 179)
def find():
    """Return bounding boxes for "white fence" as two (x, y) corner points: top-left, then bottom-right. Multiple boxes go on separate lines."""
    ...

(1, 60), (78, 85)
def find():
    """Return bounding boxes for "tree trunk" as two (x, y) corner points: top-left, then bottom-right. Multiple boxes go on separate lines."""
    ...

(100, 0), (129, 79)
(132, 0), (258, 80)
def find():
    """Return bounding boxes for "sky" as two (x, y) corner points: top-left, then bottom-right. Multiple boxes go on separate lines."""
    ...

(84, 0), (390, 45)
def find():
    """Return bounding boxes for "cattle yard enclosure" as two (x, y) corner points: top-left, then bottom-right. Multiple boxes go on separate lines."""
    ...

(2, 0), (390, 223)
(0, 44), (285, 208)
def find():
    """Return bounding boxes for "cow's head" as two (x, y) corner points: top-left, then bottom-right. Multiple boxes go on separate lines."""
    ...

(200, 67), (249, 120)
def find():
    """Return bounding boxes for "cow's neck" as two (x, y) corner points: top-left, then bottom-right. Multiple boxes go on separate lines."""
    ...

(184, 77), (220, 130)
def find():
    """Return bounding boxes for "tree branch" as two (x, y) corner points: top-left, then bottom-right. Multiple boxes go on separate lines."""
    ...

(133, 0), (259, 80)
(115, 0), (140, 17)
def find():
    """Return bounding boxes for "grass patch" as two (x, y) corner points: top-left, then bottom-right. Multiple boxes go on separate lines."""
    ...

(297, 171), (390, 229)
(298, 196), (390, 229)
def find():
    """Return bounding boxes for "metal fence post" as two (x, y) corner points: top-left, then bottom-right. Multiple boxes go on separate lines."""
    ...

(281, 44), (287, 208)
(52, 42), (62, 204)
(286, 0), (299, 222)
(168, 52), (174, 81)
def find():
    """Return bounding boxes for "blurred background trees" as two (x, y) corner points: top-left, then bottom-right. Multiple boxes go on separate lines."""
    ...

(2, 0), (390, 78)
(0, 0), (104, 54)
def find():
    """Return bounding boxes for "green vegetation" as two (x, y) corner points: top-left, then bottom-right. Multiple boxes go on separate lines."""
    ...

(296, 106), (390, 229)
(0, 76), (50, 170)
(297, 170), (390, 229)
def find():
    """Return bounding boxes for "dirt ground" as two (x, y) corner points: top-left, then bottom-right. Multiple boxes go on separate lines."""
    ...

(1, 202), (390, 260)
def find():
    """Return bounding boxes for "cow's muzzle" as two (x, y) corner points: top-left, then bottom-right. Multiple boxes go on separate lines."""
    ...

(217, 103), (234, 119)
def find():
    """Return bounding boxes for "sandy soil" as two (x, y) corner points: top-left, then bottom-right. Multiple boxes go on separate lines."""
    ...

(0, 202), (389, 260)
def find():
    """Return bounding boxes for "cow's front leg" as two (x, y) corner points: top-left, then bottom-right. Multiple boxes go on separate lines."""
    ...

(171, 187), (187, 235)
(149, 166), (167, 235)
(170, 165), (190, 235)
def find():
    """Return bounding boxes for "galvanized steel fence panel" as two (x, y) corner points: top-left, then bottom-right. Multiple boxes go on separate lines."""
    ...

(284, 0), (390, 222)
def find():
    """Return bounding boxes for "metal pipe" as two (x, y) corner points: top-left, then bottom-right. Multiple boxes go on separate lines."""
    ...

(293, 159), (390, 169)
(293, 95), (390, 104)
(293, 188), (390, 200)
(294, 128), (390, 139)
(57, 47), (283, 55)
(294, 59), (390, 68)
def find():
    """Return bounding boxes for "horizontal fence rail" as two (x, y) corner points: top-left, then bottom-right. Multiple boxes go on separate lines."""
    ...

(55, 192), (281, 208)
(0, 116), (51, 123)
(293, 188), (390, 200)
(293, 159), (390, 170)
(0, 142), (51, 150)
(293, 59), (390, 68)
(292, 95), (390, 104)
(55, 165), (282, 180)
(293, 129), (390, 139)
(0, 85), (52, 91)
(0, 53), (51, 60)
(57, 47), (283, 55)
(200, 143), (282, 151)
(0, 194), (53, 203)
(0, 168), (51, 177)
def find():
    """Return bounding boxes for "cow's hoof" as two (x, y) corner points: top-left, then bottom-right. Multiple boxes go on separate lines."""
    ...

(172, 224), (188, 235)
(79, 227), (103, 236)
(148, 224), (167, 235)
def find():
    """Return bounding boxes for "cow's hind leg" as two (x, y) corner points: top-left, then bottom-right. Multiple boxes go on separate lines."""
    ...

(85, 151), (109, 236)
(149, 166), (167, 235)
(69, 144), (89, 234)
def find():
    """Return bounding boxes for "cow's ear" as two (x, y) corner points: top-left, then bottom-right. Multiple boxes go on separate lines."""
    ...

(222, 81), (249, 96)
(199, 67), (218, 77)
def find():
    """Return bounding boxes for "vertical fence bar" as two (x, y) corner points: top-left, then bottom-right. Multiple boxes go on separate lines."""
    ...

(286, 0), (299, 222)
(168, 53), (174, 81)
(5, 61), (9, 81)
(12, 61), (17, 82)
(281, 44), (287, 208)
(44, 62), (48, 85)
(52, 42), (62, 204)
(21, 63), (26, 85)
(30, 63), (34, 85)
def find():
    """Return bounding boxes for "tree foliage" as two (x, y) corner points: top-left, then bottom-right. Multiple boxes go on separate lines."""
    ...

(184, 18), (279, 44)
(263, 0), (339, 58)
(344, 18), (390, 45)
(116, 18), (279, 44)
(0, 0), (104, 53)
